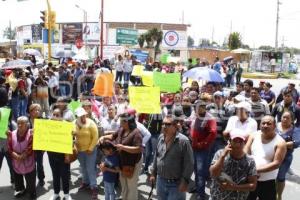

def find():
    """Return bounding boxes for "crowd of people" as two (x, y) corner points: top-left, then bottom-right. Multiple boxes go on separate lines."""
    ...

(0, 54), (300, 200)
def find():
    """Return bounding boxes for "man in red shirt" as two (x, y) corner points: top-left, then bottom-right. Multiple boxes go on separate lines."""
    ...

(190, 100), (217, 200)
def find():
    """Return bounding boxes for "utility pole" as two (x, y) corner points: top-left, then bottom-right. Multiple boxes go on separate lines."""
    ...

(100, 0), (104, 60)
(275, 0), (281, 51)
(181, 10), (184, 24)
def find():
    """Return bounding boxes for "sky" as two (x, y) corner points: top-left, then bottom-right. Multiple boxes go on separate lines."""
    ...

(0, 0), (300, 48)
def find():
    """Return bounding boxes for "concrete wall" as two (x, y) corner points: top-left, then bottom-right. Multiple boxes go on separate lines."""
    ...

(188, 49), (248, 64)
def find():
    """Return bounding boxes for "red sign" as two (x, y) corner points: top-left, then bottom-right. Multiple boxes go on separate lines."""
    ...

(75, 38), (83, 49)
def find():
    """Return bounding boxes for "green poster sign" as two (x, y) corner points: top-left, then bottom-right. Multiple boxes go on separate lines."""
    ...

(68, 100), (82, 114)
(116, 28), (138, 45)
(0, 108), (11, 139)
(153, 71), (181, 93)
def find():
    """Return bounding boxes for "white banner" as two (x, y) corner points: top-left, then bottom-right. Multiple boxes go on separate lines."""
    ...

(82, 23), (107, 45)
(162, 30), (187, 49)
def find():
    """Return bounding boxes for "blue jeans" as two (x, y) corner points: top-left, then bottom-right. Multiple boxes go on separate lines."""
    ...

(277, 154), (293, 182)
(156, 176), (186, 200)
(104, 181), (116, 200)
(194, 150), (210, 199)
(59, 85), (66, 96)
(144, 134), (159, 171)
(123, 72), (131, 83)
(11, 96), (19, 121)
(77, 148), (97, 188)
(19, 97), (28, 117)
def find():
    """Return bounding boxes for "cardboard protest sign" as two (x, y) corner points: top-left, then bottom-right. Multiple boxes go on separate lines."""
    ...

(68, 100), (82, 114)
(93, 73), (114, 97)
(153, 71), (181, 93)
(33, 119), (73, 154)
(141, 71), (153, 87)
(131, 65), (144, 76)
(0, 108), (11, 139)
(129, 86), (161, 114)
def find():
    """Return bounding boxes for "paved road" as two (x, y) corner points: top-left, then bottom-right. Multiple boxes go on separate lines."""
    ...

(1, 78), (300, 200)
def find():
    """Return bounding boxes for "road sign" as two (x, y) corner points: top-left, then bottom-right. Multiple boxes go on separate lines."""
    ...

(116, 28), (138, 45)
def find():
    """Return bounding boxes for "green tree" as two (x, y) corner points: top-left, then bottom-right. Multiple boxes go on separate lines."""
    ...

(143, 28), (163, 59)
(188, 36), (194, 47)
(3, 26), (16, 40)
(228, 32), (242, 50)
(258, 45), (274, 51)
(138, 34), (145, 48)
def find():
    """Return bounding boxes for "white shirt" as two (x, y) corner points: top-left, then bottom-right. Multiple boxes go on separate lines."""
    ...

(250, 131), (285, 181)
(115, 60), (124, 72)
(101, 117), (120, 132)
(224, 116), (258, 138)
(136, 121), (151, 147)
(48, 75), (59, 88)
(123, 59), (133, 73)
(26, 78), (32, 95)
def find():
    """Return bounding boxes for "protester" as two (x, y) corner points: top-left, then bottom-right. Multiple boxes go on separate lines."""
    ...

(8, 116), (36, 199)
(115, 55), (124, 82)
(99, 141), (120, 200)
(210, 129), (257, 200)
(74, 107), (99, 200)
(272, 89), (300, 126)
(249, 87), (270, 127)
(48, 109), (72, 200)
(223, 101), (257, 139)
(245, 116), (287, 200)
(150, 114), (194, 200)
(276, 111), (300, 200)
(207, 91), (229, 155)
(33, 76), (50, 118)
(243, 79), (253, 99)
(235, 64), (243, 84)
(260, 82), (276, 111)
(190, 100), (217, 200)
(99, 113), (143, 200)
(143, 113), (163, 174)
(54, 97), (75, 122)
(28, 103), (45, 187)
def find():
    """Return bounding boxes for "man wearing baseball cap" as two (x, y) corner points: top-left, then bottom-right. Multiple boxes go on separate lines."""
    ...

(210, 129), (257, 200)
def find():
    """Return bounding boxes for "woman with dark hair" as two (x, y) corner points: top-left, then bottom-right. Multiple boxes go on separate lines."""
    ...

(276, 111), (300, 200)
(260, 82), (276, 111)
(99, 113), (143, 200)
(48, 109), (72, 200)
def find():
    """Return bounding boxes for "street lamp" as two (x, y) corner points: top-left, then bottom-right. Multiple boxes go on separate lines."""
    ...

(75, 4), (88, 49)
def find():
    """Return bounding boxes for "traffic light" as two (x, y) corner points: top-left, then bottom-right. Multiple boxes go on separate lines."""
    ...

(40, 10), (48, 29)
(49, 11), (56, 29)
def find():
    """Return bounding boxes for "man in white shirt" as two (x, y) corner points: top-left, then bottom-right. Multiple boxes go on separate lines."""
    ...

(100, 105), (120, 135)
(223, 101), (257, 140)
(47, 70), (59, 105)
(245, 116), (286, 200)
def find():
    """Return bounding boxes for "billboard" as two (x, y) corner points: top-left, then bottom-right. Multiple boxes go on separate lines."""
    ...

(162, 30), (187, 49)
(62, 23), (82, 44)
(31, 24), (42, 43)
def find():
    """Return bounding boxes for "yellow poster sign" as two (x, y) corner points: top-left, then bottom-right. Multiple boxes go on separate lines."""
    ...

(33, 119), (73, 154)
(129, 86), (161, 114)
(131, 65), (144, 76)
(141, 71), (153, 87)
